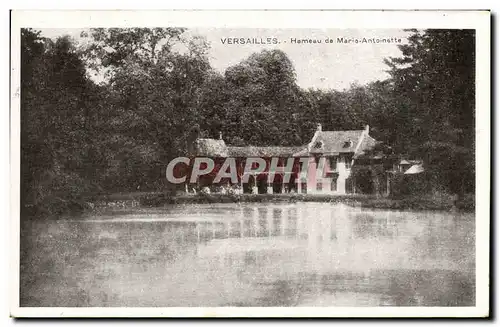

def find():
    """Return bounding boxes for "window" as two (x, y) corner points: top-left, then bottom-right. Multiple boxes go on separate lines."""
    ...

(331, 176), (337, 191)
(314, 141), (323, 149)
(343, 140), (353, 148)
(329, 157), (337, 171)
(316, 182), (323, 191)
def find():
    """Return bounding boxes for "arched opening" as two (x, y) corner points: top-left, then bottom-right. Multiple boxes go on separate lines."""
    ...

(243, 175), (255, 194)
(257, 177), (267, 194)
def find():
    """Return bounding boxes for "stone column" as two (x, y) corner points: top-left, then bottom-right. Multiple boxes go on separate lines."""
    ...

(252, 174), (258, 194)
(267, 183), (274, 194)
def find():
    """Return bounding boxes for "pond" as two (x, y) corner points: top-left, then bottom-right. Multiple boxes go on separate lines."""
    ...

(20, 202), (475, 307)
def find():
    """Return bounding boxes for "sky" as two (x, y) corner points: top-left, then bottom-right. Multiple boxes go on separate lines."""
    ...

(39, 28), (410, 91)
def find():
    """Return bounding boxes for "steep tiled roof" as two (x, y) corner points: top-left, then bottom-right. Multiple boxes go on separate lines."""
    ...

(292, 147), (309, 157)
(193, 139), (303, 158)
(353, 133), (378, 158)
(193, 128), (378, 158)
(309, 130), (365, 154)
(193, 138), (229, 157)
(404, 164), (425, 174)
(228, 146), (304, 157)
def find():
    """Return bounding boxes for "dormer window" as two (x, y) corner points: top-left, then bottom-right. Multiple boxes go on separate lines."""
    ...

(313, 141), (323, 149)
(343, 140), (353, 148)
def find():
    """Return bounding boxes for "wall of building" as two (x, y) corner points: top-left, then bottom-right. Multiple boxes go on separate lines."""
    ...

(302, 155), (353, 195)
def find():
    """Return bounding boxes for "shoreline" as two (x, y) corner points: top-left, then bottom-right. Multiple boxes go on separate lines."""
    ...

(95, 192), (475, 213)
(22, 192), (475, 221)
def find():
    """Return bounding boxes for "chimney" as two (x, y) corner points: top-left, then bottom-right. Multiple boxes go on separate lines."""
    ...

(365, 125), (370, 134)
(219, 131), (223, 140)
(317, 123), (322, 132)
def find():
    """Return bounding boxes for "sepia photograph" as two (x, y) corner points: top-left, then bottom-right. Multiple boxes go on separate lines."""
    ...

(10, 10), (490, 318)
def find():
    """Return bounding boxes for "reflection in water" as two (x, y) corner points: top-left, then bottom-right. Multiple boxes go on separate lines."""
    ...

(20, 203), (475, 307)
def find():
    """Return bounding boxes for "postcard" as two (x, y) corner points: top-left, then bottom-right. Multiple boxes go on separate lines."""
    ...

(10, 10), (490, 318)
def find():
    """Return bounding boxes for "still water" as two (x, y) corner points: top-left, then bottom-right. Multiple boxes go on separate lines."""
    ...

(20, 203), (475, 307)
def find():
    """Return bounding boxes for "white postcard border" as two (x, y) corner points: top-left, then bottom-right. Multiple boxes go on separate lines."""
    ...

(10, 10), (490, 318)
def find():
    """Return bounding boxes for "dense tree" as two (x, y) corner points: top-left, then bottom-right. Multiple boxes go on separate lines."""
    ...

(81, 28), (214, 191)
(21, 30), (103, 216)
(384, 29), (475, 195)
(221, 49), (302, 146)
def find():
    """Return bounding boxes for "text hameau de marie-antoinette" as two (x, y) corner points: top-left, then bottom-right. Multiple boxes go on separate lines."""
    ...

(220, 36), (403, 45)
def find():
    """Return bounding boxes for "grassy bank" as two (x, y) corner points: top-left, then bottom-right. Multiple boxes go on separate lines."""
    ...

(98, 192), (474, 213)
(23, 191), (474, 221)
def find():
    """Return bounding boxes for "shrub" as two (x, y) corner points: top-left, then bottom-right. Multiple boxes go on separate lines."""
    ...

(138, 192), (173, 207)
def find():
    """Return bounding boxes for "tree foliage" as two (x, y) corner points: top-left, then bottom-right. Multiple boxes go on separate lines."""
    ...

(385, 29), (475, 194)
(21, 29), (103, 216)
